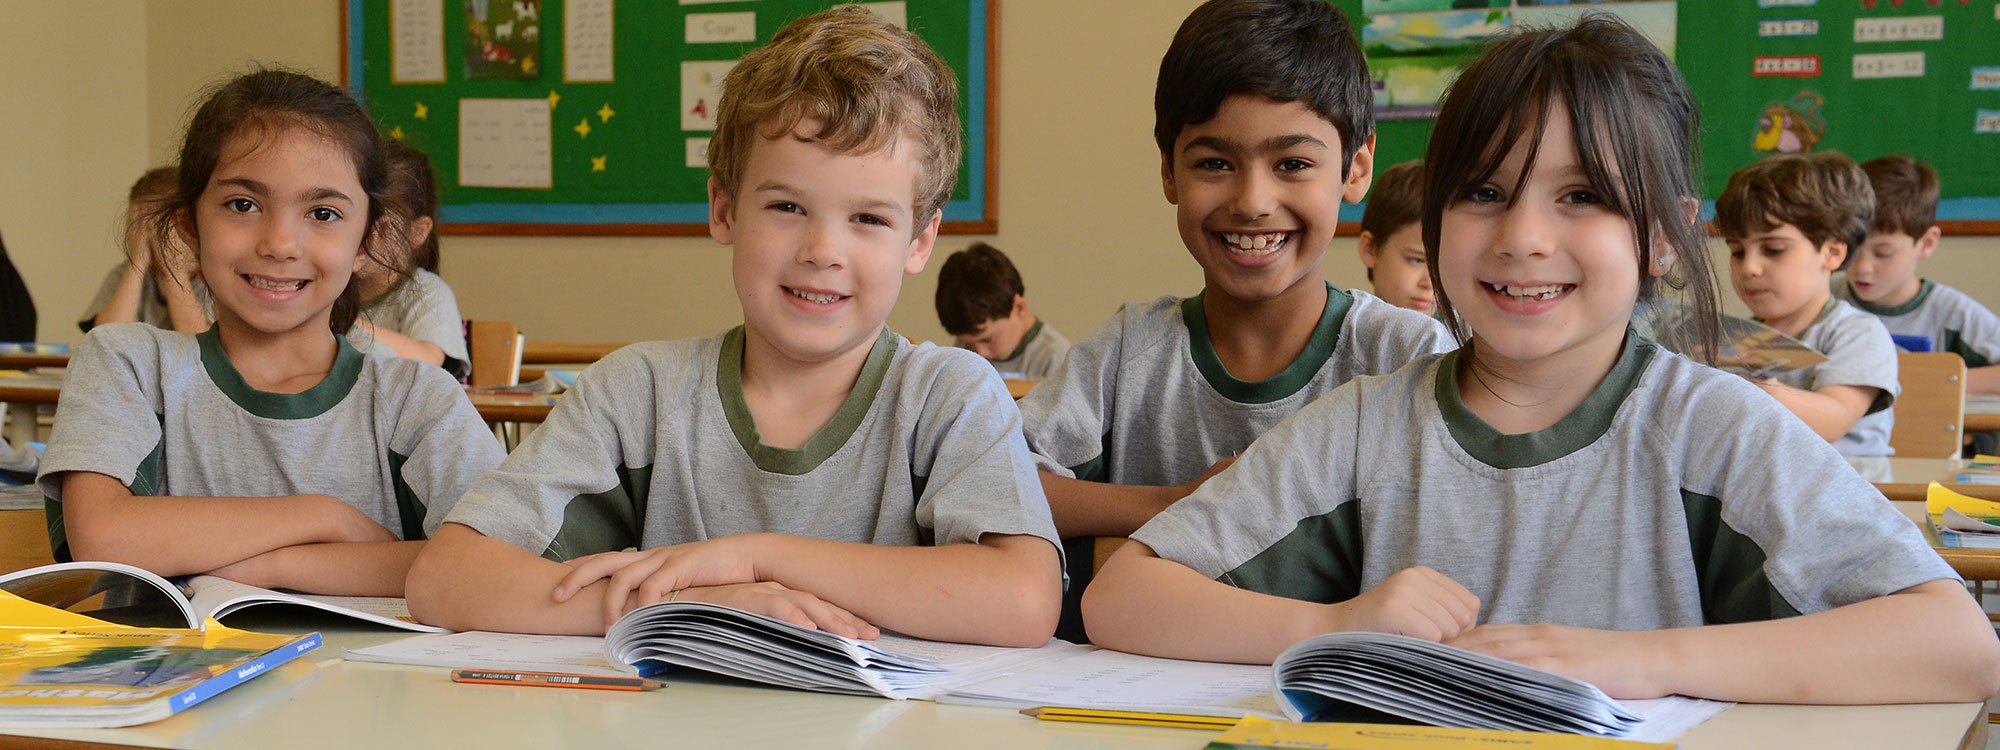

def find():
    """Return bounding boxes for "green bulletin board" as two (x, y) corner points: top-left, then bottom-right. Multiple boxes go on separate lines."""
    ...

(1346, 0), (2000, 233)
(343, 0), (996, 235)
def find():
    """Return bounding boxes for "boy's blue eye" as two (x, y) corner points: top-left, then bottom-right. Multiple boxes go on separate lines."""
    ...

(225, 198), (257, 213)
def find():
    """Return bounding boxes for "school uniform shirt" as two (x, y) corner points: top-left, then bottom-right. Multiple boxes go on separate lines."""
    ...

(439, 326), (1062, 563)
(1018, 283), (1451, 487)
(1766, 298), (1900, 457)
(1836, 278), (2000, 366)
(986, 320), (1071, 381)
(1132, 334), (1953, 630)
(37, 323), (504, 561)
(346, 269), (470, 379)
(77, 263), (212, 333)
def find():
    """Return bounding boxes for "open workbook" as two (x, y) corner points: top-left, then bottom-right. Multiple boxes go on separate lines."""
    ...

(0, 561), (443, 633)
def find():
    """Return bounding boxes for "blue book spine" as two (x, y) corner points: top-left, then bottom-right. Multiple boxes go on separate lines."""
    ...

(165, 632), (324, 716)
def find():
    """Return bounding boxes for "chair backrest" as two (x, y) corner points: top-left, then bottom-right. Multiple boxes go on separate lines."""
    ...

(466, 320), (523, 389)
(1890, 352), (1966, 459)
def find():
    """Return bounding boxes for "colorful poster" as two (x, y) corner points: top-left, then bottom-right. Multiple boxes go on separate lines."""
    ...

(464, 0), (542, 80)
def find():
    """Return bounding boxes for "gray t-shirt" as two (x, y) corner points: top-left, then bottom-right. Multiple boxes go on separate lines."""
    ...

(38, 323), (504, 560)
(441, 327), (1062, 562)
(987, 320), (1071, 381)
(1837, 278), (2000, 367)
(347, 269), (469, 378)
(1133, 335), (1953, 630)
(77, 263), (212, 333)
(1767, 299), (1899, 457)
(1018, 284), (1452, 485)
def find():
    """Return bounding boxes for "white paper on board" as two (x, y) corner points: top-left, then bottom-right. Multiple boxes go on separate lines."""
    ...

(565, 0), (615, 82)
(1853, 15), (1943, 43)
(681, 60), (736, 131)
(687, 137), (712, 169)
(459, 98), (554, 189)
(1853, 51), (1924, 80)
(860, 2), (907, 29)
(687, 12), (756, 43)
(390, 0), (446, 82)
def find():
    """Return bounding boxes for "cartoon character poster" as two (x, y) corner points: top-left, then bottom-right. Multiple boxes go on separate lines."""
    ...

(1753, 91), (1826, 155)
(464, 0), (542, 80)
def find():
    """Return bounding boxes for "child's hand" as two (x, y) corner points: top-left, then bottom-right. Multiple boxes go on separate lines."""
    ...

(1447, 623), (1667, 699)
(674, 582), (879, 639)
(1326, 566), (1480, 641)
(550, 535), (768, 626)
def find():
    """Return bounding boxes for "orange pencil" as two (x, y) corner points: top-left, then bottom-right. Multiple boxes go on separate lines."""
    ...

(449, 669), (664, 692)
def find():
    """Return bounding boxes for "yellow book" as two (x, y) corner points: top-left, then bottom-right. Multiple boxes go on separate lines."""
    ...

(1927, 481), (2000, 519)
(1206, 716), (1673, 749)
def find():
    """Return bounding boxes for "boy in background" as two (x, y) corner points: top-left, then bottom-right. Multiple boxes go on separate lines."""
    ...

(1837, 154), (2000, 395)
(935, 242), (1071, 380)
(409, 6), (1062, 646)
(1355, 159), (1433, 314)
(1016, 0), (1450, 641)
(1720, 152), (1899, 456)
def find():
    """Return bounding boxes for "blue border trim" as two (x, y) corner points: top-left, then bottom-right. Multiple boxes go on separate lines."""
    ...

(349, 1), (992, 227)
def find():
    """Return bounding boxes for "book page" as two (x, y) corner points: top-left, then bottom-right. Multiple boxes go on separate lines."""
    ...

(946, 648), (1281, 719)
(344, 631), (625, 677)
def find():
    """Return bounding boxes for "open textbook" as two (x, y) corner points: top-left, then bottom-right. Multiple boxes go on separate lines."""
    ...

(0, 561), (442, 633)
(0, 591), (319, 728)
(346, 603), (1726, 741)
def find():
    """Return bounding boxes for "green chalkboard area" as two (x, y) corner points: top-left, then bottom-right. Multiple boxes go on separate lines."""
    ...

(344, 0), (994, 235)
(1346, 1), (1999, 232)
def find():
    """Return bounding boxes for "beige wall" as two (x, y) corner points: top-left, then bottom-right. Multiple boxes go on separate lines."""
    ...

(0, 2), (151, 342)
(4, 0), (1992, 346)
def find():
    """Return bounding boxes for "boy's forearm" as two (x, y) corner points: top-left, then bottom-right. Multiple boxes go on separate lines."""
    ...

(406, 523), (612, 634)
(221, 541), (428, 597)
(1648, 580), (2000, 703)
(1966, 364), (2000, 396)
(1083, 542), (1329, 664)
(360, 323), (447, 366)
(1041, 472), (1182, 537)
(92, 265), (147, 328)
(751, 533), (1062, 647)
(1758, 382), (1864, 442)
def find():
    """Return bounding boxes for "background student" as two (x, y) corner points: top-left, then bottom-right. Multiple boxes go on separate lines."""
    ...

(1719, 152), (1899, 456)
(39, 69), (502, 596)
(407, 7), (1062, 647)
(1837, 154), (2000, 395)
(1084, 15), (1999, 705)
(1356, 159), (1434, 314)
(79, 166), (211, 334)
(934, 242), (1070, 379)
(346, 141), (470, 378)
(1015, 0), (1449, 642)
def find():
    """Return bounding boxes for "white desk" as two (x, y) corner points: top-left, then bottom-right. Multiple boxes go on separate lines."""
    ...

(0, 627), (1982, 750)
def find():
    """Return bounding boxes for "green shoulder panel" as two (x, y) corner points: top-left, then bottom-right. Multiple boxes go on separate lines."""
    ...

(540, 465), (654, 562)
(1217, 500), (1364, 603)
(1680, 489), (1803, 623)
(47, 418), (165, 563)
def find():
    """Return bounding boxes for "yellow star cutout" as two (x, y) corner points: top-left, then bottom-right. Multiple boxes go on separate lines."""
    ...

(521, 55), (536, 74)
(597, 103), (616, 123)
(547, 90), (561, 109)
(591, 155), (607, 172)
(574, 118), (592, 138)
(389, 125), (406, 141)
(413, 102), (428, 120)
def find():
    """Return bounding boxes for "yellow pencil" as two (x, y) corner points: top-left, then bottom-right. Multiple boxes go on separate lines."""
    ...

(1020, 706), (1242, 730)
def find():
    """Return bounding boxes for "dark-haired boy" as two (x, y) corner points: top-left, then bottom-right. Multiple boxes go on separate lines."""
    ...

(1356, 159), (1433, 314)
(1017, 0), (1450, 641)
(1837, 154), (2000, 396)
(935, 242), (1071, 380)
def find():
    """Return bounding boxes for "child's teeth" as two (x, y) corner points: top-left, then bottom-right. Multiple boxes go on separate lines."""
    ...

(1221, 232), (1288, 256)
(1489, 283), (1567, 300)
(788, 287), (840, 304)
(247, 276), (305, 291)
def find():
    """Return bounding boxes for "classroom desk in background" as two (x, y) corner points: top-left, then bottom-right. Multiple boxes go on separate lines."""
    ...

(0, 371), (554, 433)
(1969, 395), (2000, 434)
(519, 340), (625, 366)
(0, 623), (1979, 750)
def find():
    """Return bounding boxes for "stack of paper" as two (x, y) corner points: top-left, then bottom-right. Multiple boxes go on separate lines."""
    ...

(943, 647), (1279, 718)
(1955, 456), (2000, 486)
(1274, 632), (1643, 735)
(603, 601), (1083, 699)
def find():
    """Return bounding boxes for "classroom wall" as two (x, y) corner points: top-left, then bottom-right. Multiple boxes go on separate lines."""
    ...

(0, 2), (151, 343)
(5, 0), (1991, 346)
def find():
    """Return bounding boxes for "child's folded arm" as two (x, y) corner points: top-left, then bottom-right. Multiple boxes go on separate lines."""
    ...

(210, 540), (426, 596)
(61, 471), (396, 576)
(1754, 380), (1877, 441)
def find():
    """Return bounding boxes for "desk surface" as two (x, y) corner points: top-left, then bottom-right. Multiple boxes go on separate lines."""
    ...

(0, 626), (1980, 750)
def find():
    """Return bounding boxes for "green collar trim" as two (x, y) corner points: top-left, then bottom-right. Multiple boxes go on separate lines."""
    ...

(717, 326), (898, 476)
(196, 325), (364, 420)
(1437, 333), (1656, 469)
(1183, 282), (1351, 405)
(1847, 279), (1933, 317)
(1001, 319), (1043, 362)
